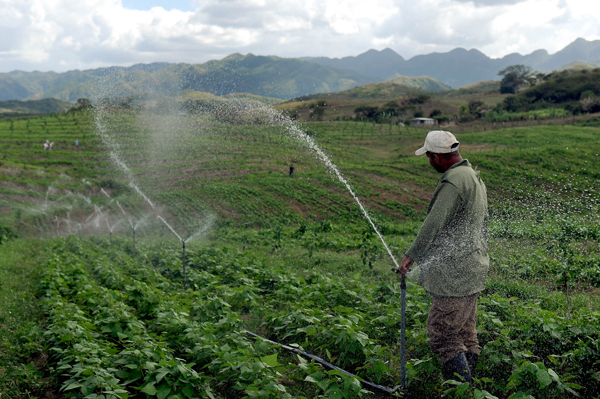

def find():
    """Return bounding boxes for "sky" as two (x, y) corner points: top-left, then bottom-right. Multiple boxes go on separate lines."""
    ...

(1, 0), (599, 73)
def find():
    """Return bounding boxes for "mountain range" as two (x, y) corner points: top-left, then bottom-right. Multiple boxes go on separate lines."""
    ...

(0, 55), (375, 102)
(0, 38), (599, 102)
(304, 38), (600, 88)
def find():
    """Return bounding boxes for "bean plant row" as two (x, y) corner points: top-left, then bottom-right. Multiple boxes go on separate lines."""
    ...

(39, 235), (599, 398)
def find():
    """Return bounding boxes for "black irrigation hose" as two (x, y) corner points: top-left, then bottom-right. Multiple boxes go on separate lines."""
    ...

(243, 330), (397, 395)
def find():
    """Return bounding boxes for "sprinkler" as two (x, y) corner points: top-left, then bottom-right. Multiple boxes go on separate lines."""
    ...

(157, 215), (186, 289)
(182, 239), (186, 290)
(115, 201), (136, 256)
(132, 226), (136, 257)
(105, 219), (112, 247)
(54, 215), (60, 236)
(391, 269), (410, 398)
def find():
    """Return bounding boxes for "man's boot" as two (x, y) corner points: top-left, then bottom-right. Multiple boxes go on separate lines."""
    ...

(466, 353), (478, 378)
(442, 352), (472, 383)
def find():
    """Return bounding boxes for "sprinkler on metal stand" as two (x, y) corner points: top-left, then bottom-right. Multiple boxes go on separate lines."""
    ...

(392, 269), (411, 398)
(182, 239), (186, 290)
(157, 215), (186, 289)
(132, 226), (136, 257)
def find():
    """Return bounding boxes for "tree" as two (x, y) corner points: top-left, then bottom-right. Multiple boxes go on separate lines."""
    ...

(429, 109), (442, 118)
(311, 107), (325, 121)
(467, 100), (485, 118)
(76, 98), (93, 109)
(354, 106), (378, 119)
(498, 65), (536, 94)
(580, 90), (600, 113)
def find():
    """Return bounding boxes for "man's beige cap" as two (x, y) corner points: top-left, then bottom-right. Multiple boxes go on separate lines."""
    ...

(415, 130), (460, 156)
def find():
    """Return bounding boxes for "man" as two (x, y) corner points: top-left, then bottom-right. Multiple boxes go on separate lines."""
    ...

(396, 130), (489, 382)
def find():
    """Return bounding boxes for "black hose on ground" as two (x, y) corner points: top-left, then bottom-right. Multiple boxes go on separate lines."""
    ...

(243, 330), (397, 395)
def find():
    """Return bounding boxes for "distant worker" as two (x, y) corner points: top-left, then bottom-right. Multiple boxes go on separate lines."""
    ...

(75, 139), (79, 149)
(43, 139), (50, 150)
(395, 130), (488, 383)
(289, 164), (295, 177)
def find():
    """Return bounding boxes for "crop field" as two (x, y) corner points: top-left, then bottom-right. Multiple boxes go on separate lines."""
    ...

(1, 108), (600, 398)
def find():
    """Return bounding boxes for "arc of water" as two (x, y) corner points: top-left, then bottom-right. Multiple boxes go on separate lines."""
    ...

(116, 201), (134, 230)
(95, 110), (155, 211)
(276, 113), (400, 269)
(185, 214), (216, 243)
(157, 215), (182, 241)
(85, 210), (97, 223)
(131, 183), (155, 209)
(96, 206), (112, 232)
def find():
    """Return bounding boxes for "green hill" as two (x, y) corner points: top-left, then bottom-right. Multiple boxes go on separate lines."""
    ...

(504, 68), (600, 112)
(442, 80), (501, 97)
(286, 75), (449, 102)
(0, 55), (376, 102)
(0, 98), (73, 116)
(384, 75), (452, 91)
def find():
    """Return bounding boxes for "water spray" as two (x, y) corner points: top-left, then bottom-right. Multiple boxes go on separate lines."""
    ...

(276, 112), (400, 269)
(85, 210), (96, 224)
(157, 215), (182, 241)
(116, 201), (134, 229)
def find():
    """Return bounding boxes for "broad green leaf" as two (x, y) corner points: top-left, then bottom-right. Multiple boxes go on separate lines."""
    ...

(141, 384), (157, 396)
(157, 384), (171, 399)
(155, 370), (169, 384)
(481, 390), (499, 399)
(60, 334), (73, 343)
(491, 318), (503, 327)
(64, 383), (82, 391)
(305, 375), (320, 383)
(537, 368), (553, 388)
(325, 383), (343, 399)
(548, 368), (560, 382)
(182, 385), (195, 399)
(260, 353), (280, 367)
(456, 382), (469, 396)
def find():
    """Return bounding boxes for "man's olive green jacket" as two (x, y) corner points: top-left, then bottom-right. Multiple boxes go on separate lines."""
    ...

(406, 159), (489, 297)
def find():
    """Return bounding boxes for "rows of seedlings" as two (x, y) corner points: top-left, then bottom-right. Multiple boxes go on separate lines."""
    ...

(41, 237), (598, 398)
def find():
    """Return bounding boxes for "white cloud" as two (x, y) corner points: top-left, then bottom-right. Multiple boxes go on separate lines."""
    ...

(0, 0), (599, 72)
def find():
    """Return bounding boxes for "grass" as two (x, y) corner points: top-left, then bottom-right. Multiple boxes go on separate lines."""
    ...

(0, 239), (55, 398)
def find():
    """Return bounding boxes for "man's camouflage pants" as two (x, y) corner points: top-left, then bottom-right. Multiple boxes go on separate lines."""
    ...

(427, 293), (480, 363)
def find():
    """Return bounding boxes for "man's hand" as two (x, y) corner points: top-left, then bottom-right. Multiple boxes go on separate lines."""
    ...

(395, 255), (413, 275)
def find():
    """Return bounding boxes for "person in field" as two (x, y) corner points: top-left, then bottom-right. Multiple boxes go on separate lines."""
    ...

(396, 130), (489, 383)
